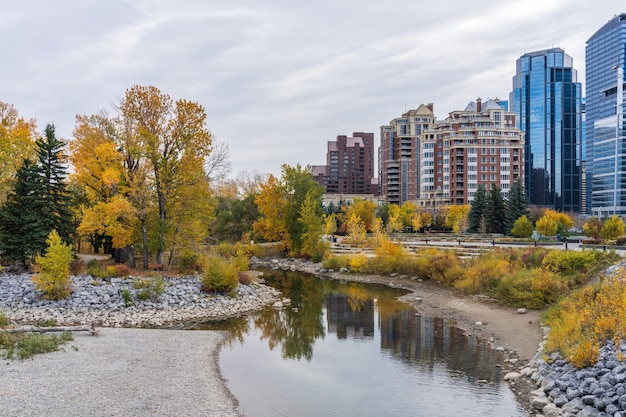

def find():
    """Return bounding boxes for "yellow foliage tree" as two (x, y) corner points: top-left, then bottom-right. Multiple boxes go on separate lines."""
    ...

(346, 213), (367, 244)
(445, 205), (471, 233)
(601, 215), (625, 240)
(536, 215), (557, 237)
(32, 230), (74, 300)
(412, 210), (432, 232)
(344, 199), (377, 232)
(0, 102), (37, 205)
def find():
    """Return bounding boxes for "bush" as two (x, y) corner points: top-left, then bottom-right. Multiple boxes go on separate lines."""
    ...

(201, 255), (239, 294)
(133, 276), (165, 302)
(541, 250), (597, 274)
(32, 230), (74, 300)
(349, 254), (369, 273)
(70, 258), (86, 275)
(425, 251), (464, 286)
(177, 251), (203, 275)
(544, 276), (626, 368)
(0, 311), (10, 328)
(455, 256), (510, 294)
(86, 259), (105, 278)
(496, 268), (565, 309)
(322, 256), (351, 271)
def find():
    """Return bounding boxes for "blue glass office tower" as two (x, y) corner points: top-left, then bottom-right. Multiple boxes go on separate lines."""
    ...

(586, 14), (626, 217)
(510, 48), (583, 213)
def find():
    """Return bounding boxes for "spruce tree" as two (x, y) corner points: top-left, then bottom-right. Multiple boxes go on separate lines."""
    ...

(0, 160), (43, 263)
(34, 124), (74, 244)
(485, 183), (507, 234)
(468, 184), (486, 233)
(0, 124), (74, 264)
(505, 178), (530, 235)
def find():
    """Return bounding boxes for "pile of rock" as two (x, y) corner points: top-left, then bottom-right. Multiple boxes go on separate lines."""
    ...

(0, 273), (282, 327)
(522, 338), (626, 417)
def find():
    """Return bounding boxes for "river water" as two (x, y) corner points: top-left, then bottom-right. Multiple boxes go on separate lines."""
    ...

(209, 269), (526, 416)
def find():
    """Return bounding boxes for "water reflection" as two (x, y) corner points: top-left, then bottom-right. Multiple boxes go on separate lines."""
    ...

(213, 270), (524, 416)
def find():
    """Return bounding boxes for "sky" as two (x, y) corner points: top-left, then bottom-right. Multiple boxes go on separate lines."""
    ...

(1, 1), (624, 179)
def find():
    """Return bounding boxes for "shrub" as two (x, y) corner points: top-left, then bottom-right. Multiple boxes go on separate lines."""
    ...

(201, 254), (239, 293)
(0, 311), (10, 328)
(349, 254), (369, 273)
(541, 250), (597, 274)
(238, 272), (252, 285)
(15, 331), (73, 360)
(426, 251), (464, 287)
(177, 250), (203, 275)
(544, 277), (626, 368)
(455, 256), (510, 294)
(70, 258), (86, 275)
(113, 264), (130, 278)
(86, 259), (105, 278)
(322, 256), (351, 271)
(32, 230), (74, 300)
(120, 288), (133, 306)
(133, 276), (165, 302)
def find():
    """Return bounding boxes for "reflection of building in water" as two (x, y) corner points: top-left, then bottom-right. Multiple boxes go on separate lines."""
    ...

(380, 308), (503, 381)
(325, 294), (375, 340)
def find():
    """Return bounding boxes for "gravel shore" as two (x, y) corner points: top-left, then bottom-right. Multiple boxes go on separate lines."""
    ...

(0, 328), (240, 417)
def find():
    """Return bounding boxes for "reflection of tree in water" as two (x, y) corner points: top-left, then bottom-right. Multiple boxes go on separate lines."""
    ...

(254, 270), (326, 361)
(254, 270), (503, 382)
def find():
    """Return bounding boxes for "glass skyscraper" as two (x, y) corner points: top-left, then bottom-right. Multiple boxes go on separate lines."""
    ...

(586, 13), (626, 217)
(510, 48), (583, 213)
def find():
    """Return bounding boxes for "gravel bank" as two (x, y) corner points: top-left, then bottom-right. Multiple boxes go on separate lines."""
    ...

(0, 328), (240, 417)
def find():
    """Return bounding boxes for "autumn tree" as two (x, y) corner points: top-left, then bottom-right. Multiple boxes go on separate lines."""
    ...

(253, 164), (324, 257)
(541, 209), (574, 236)
(536, 215), (558, 238)
(583, 217), (603, 240)
(0, 102), (37, 205)
(118, 85), (214, 265)
(343, 199), (377, 233)
(511, 215), (533, 238)
(298, 190), (326, 261)
(411, 210), (432, 232)
(601, 215), (625, 240)
(445, 204), (471, 233)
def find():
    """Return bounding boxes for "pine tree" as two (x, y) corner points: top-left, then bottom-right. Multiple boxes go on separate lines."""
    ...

(34, 124), (74, 244)
(468, 184), (486, 233)
(485, 183), (507, 234)
(0, 125), (74, 264)
(505, 178), (530, 235)
(0, 160), (43, 263)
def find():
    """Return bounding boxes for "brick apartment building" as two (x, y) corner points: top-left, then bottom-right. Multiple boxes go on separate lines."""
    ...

(417, 98), (524, 207)
(312, 132), (379, 195)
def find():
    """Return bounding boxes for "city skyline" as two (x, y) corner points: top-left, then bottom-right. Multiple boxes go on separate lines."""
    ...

(1, 2), (624, 178)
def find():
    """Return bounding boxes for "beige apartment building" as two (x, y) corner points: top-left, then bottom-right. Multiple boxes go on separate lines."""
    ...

(416, 98), (524, 208)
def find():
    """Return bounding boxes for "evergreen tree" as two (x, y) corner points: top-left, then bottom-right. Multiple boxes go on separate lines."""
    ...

(505, 178), (530, 234)
(34, 125), (74, 244)
(468, 184), (486, 233)
(485, 183), (507, 234)
(0, 160), (43, 263)
(0, 125), (74, 264)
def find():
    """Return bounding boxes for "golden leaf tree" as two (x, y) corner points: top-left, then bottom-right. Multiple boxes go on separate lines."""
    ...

(0, 102), (37, 205)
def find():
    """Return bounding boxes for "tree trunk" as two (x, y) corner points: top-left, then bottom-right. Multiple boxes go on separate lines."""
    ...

(4, 322), (98, 335)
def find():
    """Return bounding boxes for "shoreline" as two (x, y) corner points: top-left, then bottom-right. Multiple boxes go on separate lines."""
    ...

(1, 259), (544, 416)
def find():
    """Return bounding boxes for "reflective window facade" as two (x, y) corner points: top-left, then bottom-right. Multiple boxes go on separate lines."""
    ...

(586, 13), (626, 217)
(510, 48), (583, 212)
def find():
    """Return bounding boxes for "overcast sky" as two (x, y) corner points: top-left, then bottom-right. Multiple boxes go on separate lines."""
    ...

(1, 1), (624, 178)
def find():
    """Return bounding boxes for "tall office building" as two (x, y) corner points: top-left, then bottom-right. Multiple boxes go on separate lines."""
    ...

(312, 132), (378, 195)
(379, 104), (436, 205)
(585, 14), (626, 217)
(510, 48), (583, 212)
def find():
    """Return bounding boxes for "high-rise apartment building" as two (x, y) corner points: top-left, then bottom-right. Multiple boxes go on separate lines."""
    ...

(312, 132), (378, 195)
(510, 48), (583, 213)
(378, 104), (436, 205)
(585, 14), (626, 217)
(417, 98), (524, 207)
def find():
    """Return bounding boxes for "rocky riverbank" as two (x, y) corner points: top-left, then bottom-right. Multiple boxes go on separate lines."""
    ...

(0, 272), (282, 327)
